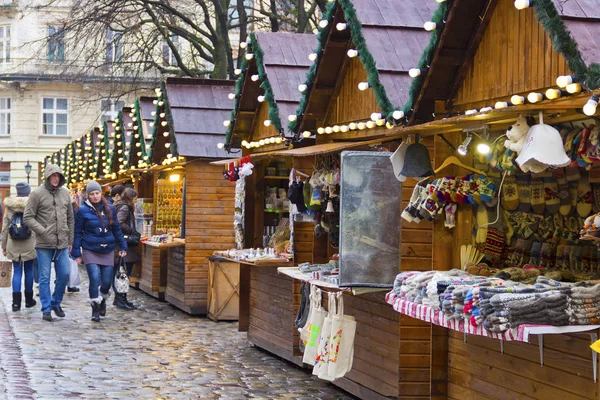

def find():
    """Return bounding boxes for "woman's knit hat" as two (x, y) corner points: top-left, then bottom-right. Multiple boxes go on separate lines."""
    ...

(15, 182), (30, 197)
(86, 181), (102, 195)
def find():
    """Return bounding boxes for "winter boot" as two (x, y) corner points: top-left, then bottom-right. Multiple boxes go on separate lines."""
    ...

(99, 292), (109, 317)
(91, 303), (100, 322)
(122, 293), (138, 309)
(11, 292), (21, 312)
(115, 293), (135, 310)
(24, 292), (36, 308)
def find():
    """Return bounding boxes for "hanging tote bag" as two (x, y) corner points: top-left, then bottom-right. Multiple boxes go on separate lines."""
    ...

(113, 257), (129, 294)
(302, 285), (327, 365)
(313, 292), (336, 381)
(327, 293), (356, 379)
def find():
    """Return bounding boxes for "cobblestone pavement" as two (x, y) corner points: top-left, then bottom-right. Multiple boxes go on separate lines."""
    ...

(0, 267), (354, 399)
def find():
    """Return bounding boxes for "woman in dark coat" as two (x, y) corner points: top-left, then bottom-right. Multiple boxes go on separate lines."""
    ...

(114, 187), (140, 310)
(72, 181), (127, 322)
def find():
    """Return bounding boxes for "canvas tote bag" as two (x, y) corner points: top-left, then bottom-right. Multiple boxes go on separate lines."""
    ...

(313, 292), (336, 381)
(302, 285), (327, 365)
(327, 292), (356, 379)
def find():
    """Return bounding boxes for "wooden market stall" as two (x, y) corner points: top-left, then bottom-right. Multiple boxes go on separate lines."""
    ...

(220, 4), (437, 397)
(221, 30), (319, 364)
(140, 77), (236, 313)
(388, 1), (600, 399)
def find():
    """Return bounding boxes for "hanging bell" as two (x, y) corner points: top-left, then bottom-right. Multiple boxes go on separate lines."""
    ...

(325, 200), (335, 213)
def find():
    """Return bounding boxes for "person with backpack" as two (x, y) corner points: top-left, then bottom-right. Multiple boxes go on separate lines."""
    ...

(113, 187), (140, 310)
(72, 181), (127, 322)
(1, 182), (36, 311)
(23, 164), (74, 322)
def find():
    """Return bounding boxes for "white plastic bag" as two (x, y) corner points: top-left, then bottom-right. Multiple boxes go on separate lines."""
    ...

(68, 257), (81, 287)
(302, 285), (326, 365)
(313, 292), (336, 381)
(327, 293), (356, 379)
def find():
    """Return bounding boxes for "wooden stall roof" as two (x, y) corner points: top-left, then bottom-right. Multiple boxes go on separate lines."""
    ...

(164, 77), (234, 159)
(226, 32), (317, 146)
(290, 0), (435, 135)
(411, 0), (600, 123)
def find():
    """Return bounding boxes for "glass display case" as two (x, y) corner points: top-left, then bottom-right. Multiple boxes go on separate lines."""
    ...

(155, 176), (183, 235)
(135, 198), (154, 237)
(339, 151), (402, 287)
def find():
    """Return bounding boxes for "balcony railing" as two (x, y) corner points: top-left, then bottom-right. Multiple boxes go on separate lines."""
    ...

(0, 58), (163, 81)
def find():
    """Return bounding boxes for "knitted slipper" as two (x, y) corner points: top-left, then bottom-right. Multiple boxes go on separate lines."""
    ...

(516, 173), (531, 212)
(577, 172), (593, 217)
(543, 175), (561, 214)
(530, 176), (546, 214)
(501, 174), (519, 211)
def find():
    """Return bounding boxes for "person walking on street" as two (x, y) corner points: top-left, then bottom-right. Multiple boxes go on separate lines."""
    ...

(2, 182), (36, 311)
(23, 165), (74, 322)
(109, 185), (125, 205)
(72, 181), (127, 322)
(113, 187), (139, 310)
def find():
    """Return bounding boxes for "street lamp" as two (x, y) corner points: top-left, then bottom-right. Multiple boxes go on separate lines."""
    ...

(24, 160), (31, 184)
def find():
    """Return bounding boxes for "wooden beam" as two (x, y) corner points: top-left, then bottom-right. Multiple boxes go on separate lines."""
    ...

(446, 0), (499, 110)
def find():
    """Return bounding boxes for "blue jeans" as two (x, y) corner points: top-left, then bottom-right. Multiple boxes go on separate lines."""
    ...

(86, 264), (114, 300)
(36, 248), (70, 313)
(12, 259), (34, 293)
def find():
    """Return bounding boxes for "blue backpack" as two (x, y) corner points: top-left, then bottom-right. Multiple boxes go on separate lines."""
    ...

(9, 212), (31, 240)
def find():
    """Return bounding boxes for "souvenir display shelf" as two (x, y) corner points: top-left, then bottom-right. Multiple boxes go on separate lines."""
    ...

(155, 178), (183, 234)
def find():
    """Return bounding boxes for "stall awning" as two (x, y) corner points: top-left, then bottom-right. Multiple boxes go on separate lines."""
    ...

(209, 138), (388, 165)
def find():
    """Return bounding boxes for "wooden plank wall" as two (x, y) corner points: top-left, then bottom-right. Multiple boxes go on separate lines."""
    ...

(394, 136), (436, 399)
(139, 244), (166, 300)
(326, 57), (380, 125)
(182, 161), (236, 313)
(447, 332), (598, 400)
(248, 266), (304, 366)
(252, 102), (281, 141)
(454, 0), (571, 110)
(165, 246), (187, 311)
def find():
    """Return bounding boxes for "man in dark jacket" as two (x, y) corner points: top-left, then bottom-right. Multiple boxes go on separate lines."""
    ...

(23, 164), (74, 321)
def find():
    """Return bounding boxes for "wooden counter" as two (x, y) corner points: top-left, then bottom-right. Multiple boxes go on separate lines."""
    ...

(139, 241), (170, 301)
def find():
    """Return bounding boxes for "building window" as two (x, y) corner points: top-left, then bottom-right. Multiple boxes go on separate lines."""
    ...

(0, 26), (10, 63)
(47, 26), (64, 63)
(162, 35), (179, 67)
(42, 98), (68, 136)
(105, 28), (123, 63)
(100, 99), (124, 124)
(0, 98), (10, 135)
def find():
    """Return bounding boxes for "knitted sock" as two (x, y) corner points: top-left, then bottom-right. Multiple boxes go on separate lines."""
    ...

(520, 214), (539, 239)
(476, 205), (489, 244)
(478, 175), (496, 204)
(516, 173), (531, 212)
(577, 174), (593, 217)
(501, 174), (519, 211)
(528, 241), (542, 266)
(592, 183), (600, 213)
(566, 166), (581, 182)
(538, 214), (555, 240)
(540, 242), (557, 269)
(444, 203), (457, 228)
(552, 214), (564, 241)
(555, 169), (572, 216)
(466, 175), (480, 204)
(504, 210), (514, 245)
(531, 176), (546, 214)
(543, 176), (561, 214)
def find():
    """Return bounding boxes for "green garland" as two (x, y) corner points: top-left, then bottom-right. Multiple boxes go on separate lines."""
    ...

(401, 1), (449, 118)
(224, 31), (288, 149)
(224, 59), (247, 147)
(287, 1), (336, 134)
(161, 80), (178, 157)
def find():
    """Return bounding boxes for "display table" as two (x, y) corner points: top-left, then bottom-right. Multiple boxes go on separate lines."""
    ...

(386, 291), (600, 382)
(139, 241), (182, 301)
